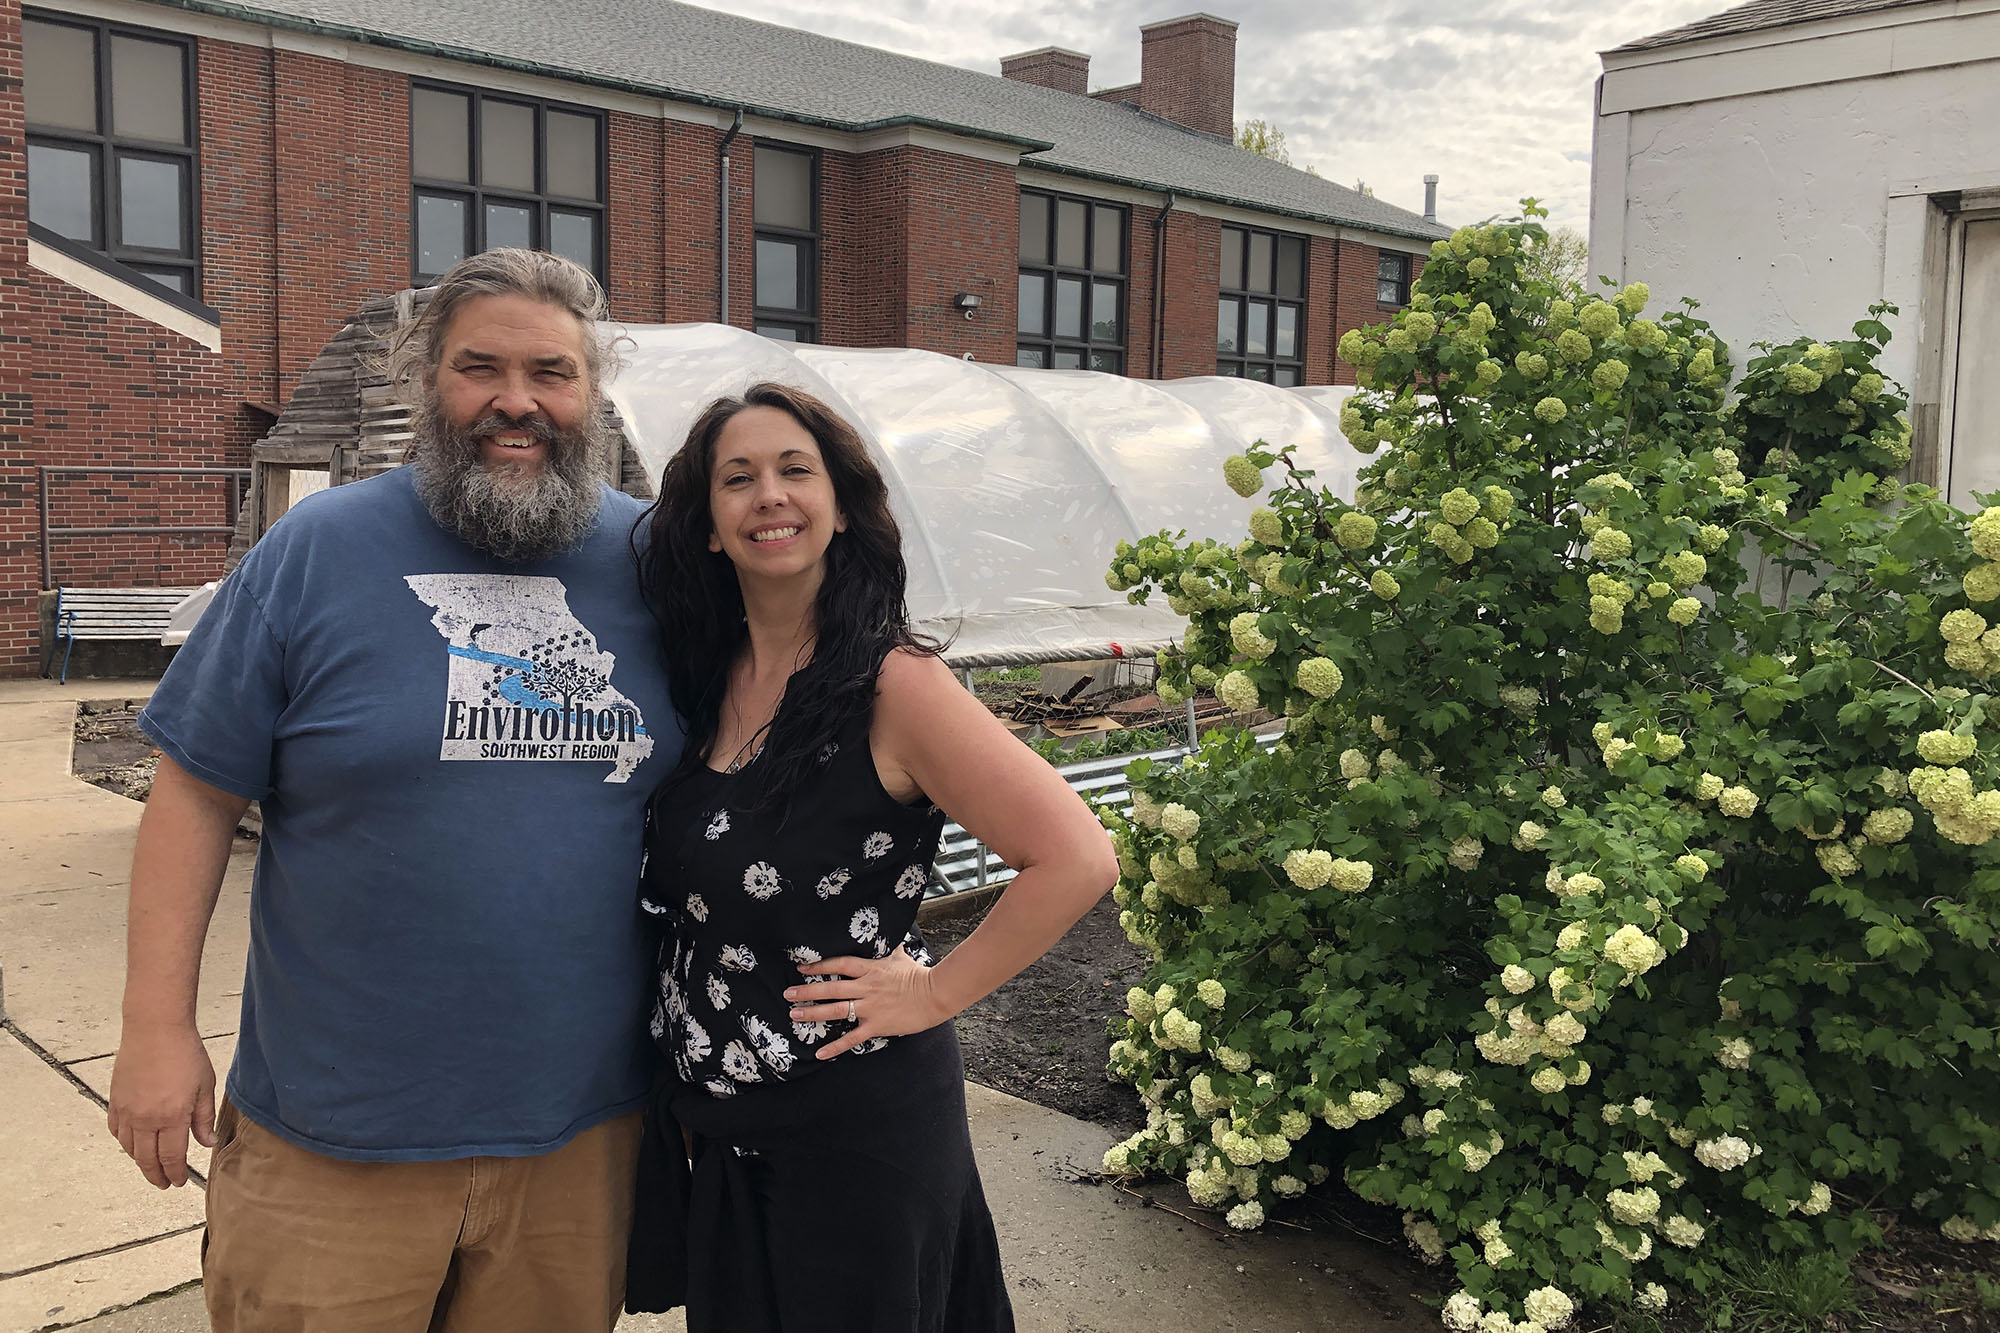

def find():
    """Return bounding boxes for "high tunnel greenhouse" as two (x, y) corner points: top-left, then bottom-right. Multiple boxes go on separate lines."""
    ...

(604, 325), (1360, 668)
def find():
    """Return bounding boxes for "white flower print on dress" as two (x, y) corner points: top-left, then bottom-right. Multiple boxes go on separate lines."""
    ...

(686, 893), (709, 923)
(682, 1015), (712, 1065)
(720, 1041), (761, 1083)
(815, 868), (852, 899)
(787, 944), (822, 966)
(792, 1017), (830, 1044)
(706, 974), (731, 1010)
(719, 943), (757, 972)
(818, 741), (841, 765)
(863, 831), (894, 860)
(704, 810), (731, 841)
(872, 938), (892, 959)
(853, 1036), (889, 1055)
(743, 862), (783, 899)
(906, 941), (933, 967)
(894, 864), (926, 899)
(648, 996), (666, 1041)
(744, 1015), (795, 1072)
(703, 1078), (736, 1098)
(850, 906), (880, 944)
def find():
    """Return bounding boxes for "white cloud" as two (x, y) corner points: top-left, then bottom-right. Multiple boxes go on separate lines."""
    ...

(687, 0), (1726, 232)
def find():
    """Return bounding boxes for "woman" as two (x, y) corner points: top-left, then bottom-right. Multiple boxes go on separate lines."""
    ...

(629, 382), (1118, 1330)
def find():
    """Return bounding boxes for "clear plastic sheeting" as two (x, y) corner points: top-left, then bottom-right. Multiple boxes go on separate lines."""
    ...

(604, 324), (1358, 667)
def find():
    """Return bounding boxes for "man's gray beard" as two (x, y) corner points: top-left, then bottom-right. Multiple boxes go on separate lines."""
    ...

(409, 397), (608, 564)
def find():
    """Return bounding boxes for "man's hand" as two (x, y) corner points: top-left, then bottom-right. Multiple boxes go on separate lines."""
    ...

(108, 1022), (216, 1188)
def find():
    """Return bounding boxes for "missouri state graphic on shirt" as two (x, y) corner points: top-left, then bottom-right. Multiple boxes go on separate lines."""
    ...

(405, 573), (655, 783)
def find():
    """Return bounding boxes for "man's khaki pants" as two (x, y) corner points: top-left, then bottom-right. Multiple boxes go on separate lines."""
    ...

(202, 1099), (643, 1333)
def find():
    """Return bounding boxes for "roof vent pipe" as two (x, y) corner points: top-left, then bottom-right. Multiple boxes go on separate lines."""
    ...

(1423, 174), (1439, 224)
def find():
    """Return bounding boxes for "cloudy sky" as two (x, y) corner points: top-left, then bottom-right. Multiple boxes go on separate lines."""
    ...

(689, 0), (1730, 232)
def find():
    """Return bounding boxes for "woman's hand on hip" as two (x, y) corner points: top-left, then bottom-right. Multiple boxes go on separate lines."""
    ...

(784, 946), (950, 1060)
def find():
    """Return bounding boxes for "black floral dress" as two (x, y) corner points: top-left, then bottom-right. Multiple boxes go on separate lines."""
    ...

(628, 708), (1015, 1332)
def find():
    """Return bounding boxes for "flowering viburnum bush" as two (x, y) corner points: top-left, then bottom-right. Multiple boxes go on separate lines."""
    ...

(1096, 206), (2000, 1328)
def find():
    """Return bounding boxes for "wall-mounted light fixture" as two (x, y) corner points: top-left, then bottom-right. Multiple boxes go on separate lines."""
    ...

(953, 292), (982, 320)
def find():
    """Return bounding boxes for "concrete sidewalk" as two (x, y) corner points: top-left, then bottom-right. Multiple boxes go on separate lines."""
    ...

(0, 678), (1431, 1333)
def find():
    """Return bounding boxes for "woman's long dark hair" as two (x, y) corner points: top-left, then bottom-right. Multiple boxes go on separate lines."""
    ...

(638, 382), (942, 812)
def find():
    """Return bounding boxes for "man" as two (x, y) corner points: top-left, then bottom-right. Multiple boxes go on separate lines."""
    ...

(106, 249), (677, 1331)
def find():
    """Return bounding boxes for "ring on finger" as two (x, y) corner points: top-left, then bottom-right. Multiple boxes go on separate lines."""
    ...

(846, 1000), (857, 1024)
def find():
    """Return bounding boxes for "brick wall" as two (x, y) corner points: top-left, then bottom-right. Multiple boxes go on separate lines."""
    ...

(0, 0), (1438, 675)
(1, 0), (33, 671)
(1138, 15), (1237, 140)
(1330, 239), (1428, 385)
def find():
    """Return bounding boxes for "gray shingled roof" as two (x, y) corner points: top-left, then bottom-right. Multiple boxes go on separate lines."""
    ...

(1610, 0), (1929, 53)
(153, 0), (1445, 242)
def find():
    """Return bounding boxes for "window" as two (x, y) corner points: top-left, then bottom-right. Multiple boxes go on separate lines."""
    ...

(1377, 250), (1413, 307)
(1017, 191), (1126, 372)
(23, 12), (198, 296)
(1217, 225), (1306, 385)
(753, 146), (817, 343)
(410, 83), (605, 284)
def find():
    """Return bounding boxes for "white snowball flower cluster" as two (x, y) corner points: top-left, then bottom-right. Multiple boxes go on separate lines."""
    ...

(1623, 1150), (1669, 1182)
(1522, 1286), (1575, 1329)
(1195, 978), (1226, 1008)
(1226, 1200), (1264, 1229)
(1403, 1213), (1446, 1263)
(1798, 1181), (1833, 1216)
(1607, 1186), (1661, 1225)
(1449, 835), (1485, 870)
(1637, 1283), (1668, 1311)
(1716, 1036), (1753, 1069)
(1501, 964), (1536, 994)
(1694, 1135), (1753, 1171)
(1157, 1008), (1202, 1050)
(1717, 785), (1760, 818)
(1283, 848), (1334, 889)
(1228, 611), (1276, 660)
(1217, 669), (1261, 714)
(1512, 820), (1546, 851)
(1329, 857), (1375, 893)
(1160, 802), (1200, 842)
(1661, 1214), (1705, 1247)
(1443, 1291), (1483, 1331)
(1604, 924), (1666, 977)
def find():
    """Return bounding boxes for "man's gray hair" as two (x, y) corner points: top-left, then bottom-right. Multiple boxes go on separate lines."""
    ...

(386, 248), (615, 402)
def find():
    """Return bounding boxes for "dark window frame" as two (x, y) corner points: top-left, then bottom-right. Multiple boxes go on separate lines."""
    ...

(1216, 224), (1307, 385)
(408, 80), (608, 286)
(752, 144), (819, 344)
(1377, 249), (1414, 308)
(1016, 189), (1127, 374)
(23, 9), (201, 299)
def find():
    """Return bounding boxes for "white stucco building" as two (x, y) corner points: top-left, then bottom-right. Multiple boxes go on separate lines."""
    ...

(1589, 0), (1998, 504)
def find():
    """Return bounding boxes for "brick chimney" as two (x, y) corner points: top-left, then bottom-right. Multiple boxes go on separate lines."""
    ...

(1000, 46), (1092, 96)
(1138, 13), (1238, 139)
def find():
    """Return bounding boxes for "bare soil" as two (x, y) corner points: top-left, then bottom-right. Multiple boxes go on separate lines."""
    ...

(926, 892), (1150, 1134)
(72, 699), (162, 801)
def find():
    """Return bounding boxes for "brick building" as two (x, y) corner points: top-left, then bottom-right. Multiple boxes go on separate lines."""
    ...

(0, 0), (1445, 675)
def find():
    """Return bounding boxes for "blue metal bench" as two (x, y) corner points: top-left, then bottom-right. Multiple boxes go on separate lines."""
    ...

(50, 587), (197, 682)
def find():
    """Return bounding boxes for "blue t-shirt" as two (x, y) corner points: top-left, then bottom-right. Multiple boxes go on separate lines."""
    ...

(140, 467), (680, 1161)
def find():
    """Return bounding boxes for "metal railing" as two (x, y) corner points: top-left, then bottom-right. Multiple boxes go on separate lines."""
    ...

(927, 726), (1284, 899)
(37, 465), (251, 589)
